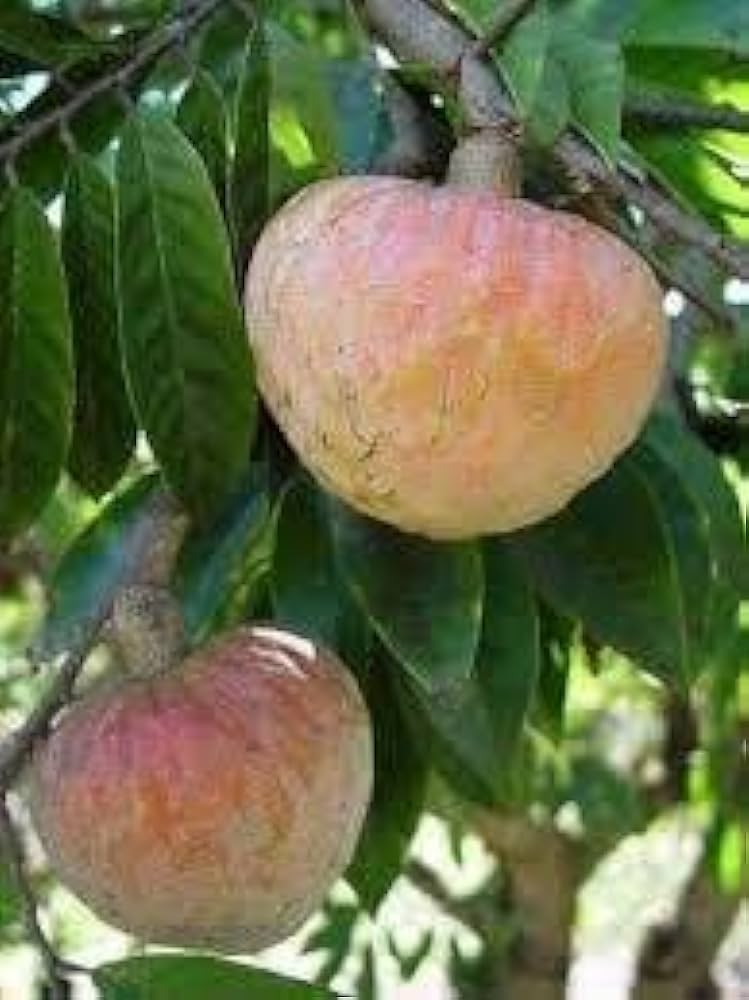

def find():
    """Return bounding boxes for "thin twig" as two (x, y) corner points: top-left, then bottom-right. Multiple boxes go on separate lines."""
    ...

(471, 0), (539, 59)
(0, 0), (227, 167)
(358, 0), (749, 281)
(625, 94), (749, 133)
(0, 797), (84, 998)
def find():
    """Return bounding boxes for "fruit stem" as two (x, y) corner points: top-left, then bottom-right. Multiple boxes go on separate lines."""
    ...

(111, 585), (187, 679)
(447, 129), (521, 196)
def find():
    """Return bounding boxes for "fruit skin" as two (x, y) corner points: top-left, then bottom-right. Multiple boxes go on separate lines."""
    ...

(27, 625), (373, 953)
(245, 177), (667, 539)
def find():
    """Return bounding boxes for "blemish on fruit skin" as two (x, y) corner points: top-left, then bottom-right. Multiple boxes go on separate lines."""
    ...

(246, 176), (667, 540)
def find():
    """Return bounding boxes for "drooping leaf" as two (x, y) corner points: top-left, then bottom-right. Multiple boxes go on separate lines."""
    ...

(63, 154), (135, 497)
(630, 441), (712, 677)
(95, 955), (335, 999)
(329, 501), (483, 693)
(176, 464), (272, 642)
(37, 475), (159, 660)
(116, 112), (255, 524)
(176, 69), (229, 208)
(642, 413), (744, 643)
(272, 478), (347, 649)
(229, 17), (270, 267)
(512, 457), (689, 687)
(348, 659), (427, 912)
(398, 543), (541, 804)
(0, 185), (74, 540)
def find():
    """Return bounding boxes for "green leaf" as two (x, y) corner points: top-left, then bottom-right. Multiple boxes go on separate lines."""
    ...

(628, 439), (711, 678)
(497, 0), (552, 113)
(552, 29), (624, 162)
(348, 660), (427, 912)
(512, 457), (689, 687)
(176, 464), (272, 642)
(95, 955), (335, 999)
(329, 502), (483, 693)
(0, 186), (74, 541)
(477, 542), (542, 761)
(272, 478), (347, 649)
(0, 5), (97, 66)
(63, 154), (136, 497)
(642, 413), (744, 642)
(400, 543), (541, 804)
(37, 475), (158, 660)
(627, 0), (749, 54)
(268, 24), (390, 175)
(229, 18), (270, 267)
(62, 0), (175, 38)
(176, 70), (229, 209)
(116, 112), (255, 524)
(524, 47), (571, 146)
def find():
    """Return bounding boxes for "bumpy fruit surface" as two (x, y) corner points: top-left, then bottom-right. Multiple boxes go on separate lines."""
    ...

(245, 177), (667, 539)
(27, 625), (373, 953)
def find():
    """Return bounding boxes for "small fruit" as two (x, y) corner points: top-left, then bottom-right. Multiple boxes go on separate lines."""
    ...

(27, 624), (373, 953)
(245, 177), (667, 539)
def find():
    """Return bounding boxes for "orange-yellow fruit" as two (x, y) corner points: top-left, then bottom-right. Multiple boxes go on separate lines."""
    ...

(27, 625), (373, 953)
(245, 177), (667, 539)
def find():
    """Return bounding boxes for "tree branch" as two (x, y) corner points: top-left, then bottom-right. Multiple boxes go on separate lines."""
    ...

(358, 0), (749, 280)
(0, 0), (229, 167)
(625, 94), (749, 133)
(0, 797), (85, 998)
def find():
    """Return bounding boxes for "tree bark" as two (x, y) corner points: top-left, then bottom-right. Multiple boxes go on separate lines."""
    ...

(634, 859), (736, 1000)
(475, 813), (581, 999)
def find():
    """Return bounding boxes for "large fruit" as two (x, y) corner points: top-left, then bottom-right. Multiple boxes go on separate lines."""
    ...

(245, 177), (667, 539)
(27, 623), (373, 953)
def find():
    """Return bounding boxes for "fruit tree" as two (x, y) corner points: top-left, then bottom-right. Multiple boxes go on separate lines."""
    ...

(0, 1), (746, 998)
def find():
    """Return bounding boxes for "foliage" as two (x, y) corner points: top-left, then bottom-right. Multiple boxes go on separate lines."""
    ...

(0, 0), (745, 997)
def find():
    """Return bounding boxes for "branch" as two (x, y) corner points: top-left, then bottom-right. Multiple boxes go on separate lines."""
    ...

(358, 0), (749, 281)
(0, 490), (185, 788)
(0, 0), (228, 167)
(0, 797), (85, 998)
(471, 0), (539, 60)
(625, 94), (749, 133)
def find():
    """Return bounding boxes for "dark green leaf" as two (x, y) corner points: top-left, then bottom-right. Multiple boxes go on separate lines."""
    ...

(272, 478), (346, 648)
(62, 0), (175, 38)
(116, 113), (255, 524)
(627, 0), (749, 54)
(95, 955), (335, 999)
(176, 464), (272, 642)
(329, 502), (483, 693)
(629, 439), (711, 678)
(642, 413), (744, 643)
(229, 17), (270, 266)
(0, 6), (97, 66)
(348, 662), (427, 912)
(37, 475), (158, 660)
(524, 48), (570, 146)
(512, 457), (688, 686)
(399, 543), (541, 804)
(0, 186), (74, 540)
(477, 542), (542, 760)
(63, 154), (135, 496)
(176, 70), (229, 209)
